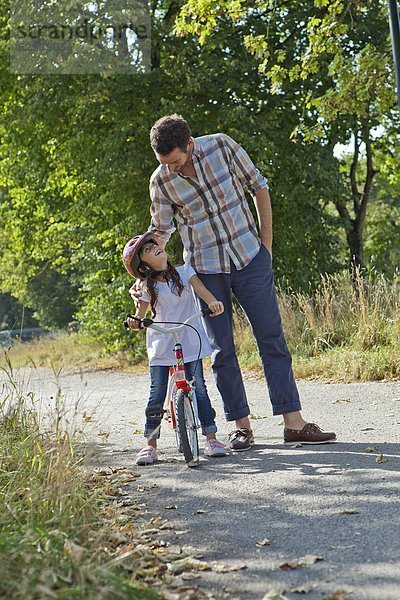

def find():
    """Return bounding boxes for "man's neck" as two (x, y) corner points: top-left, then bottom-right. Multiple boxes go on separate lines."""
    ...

(180, 149), (197, 178)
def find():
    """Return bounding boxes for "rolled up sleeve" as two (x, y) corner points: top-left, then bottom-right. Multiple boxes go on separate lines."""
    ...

(149, 177), (176, 245)
(222, 134), (269, 195)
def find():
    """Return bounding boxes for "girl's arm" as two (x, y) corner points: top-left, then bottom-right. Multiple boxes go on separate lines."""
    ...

(189, 275), (224, 316)
(126, 300), (150, 330)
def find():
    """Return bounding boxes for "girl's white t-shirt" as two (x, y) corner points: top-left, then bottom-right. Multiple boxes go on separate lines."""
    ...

(140, 264), (213, 366)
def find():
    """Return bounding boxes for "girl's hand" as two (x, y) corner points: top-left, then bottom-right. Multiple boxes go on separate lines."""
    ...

(208, 300), (224, 316)
(126, 316), (142, 331)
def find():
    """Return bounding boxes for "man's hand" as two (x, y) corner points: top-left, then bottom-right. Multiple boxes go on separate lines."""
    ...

(151, 232), (167, 249)
(261, 240), (273, 258)
(129, 280), (146, 309)
(208, 300), (224, 316)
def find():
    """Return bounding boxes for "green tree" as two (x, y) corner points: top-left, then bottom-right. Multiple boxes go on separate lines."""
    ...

(0, 293), (38, 331)
(176, 0), (399, 275)
(0, 0), (355, 348)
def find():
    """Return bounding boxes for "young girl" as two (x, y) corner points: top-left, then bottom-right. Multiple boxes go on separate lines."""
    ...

(122, 232), (228, 465)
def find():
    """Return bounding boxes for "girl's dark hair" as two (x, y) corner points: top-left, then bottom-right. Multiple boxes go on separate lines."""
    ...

(150, 114), (191, 155)
(144, 261), (185, 317)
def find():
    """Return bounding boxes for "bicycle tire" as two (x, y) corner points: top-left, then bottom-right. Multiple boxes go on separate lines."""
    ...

(175, 389), (199, 467)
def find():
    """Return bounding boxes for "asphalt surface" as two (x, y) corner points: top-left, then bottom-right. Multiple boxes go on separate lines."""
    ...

(3, 367), (400, 600)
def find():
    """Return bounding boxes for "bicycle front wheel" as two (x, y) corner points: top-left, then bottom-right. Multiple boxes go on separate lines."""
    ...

(175, 389), (199, 467)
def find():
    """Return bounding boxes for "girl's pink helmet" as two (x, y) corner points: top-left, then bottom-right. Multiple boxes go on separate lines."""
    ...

(122, 232), (157, 279)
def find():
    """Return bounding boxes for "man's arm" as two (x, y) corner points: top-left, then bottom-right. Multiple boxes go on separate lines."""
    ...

(221, 134), (269, 196)
(221, 134), (272, 255)
(148, 177), (176, 249)
(254, 187), (273, 256)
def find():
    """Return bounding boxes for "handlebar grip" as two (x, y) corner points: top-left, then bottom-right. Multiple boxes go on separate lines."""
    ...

(124, 315), (143, 329)
(124, 315), (154, 329)
(202, 307), (213, 317)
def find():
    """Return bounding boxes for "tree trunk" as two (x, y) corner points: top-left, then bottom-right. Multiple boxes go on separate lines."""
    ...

(334, 122), (377, 287)
(347, 222), (365, 283)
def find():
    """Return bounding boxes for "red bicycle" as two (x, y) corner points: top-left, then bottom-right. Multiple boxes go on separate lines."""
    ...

(125, 308), (212, 467)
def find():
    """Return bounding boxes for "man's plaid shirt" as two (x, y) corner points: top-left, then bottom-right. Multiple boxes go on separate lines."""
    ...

(149, 133), (269, 274)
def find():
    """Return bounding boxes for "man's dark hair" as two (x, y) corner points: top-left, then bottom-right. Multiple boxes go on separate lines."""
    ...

(150, 114), (191, 155)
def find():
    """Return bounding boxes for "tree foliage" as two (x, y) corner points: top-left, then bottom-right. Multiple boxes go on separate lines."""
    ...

(176, 0), (399, 272)
(0, 0), (399, 347)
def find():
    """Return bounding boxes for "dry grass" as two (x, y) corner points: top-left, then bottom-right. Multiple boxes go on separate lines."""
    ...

(0, 359), (161, 599)
(234, 269), (400, 382)
(3, 269), (399, 382)
(0, 331), (146, 373)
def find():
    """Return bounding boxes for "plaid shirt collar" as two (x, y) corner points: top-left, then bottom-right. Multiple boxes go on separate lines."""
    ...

(192, 137), (205, 160)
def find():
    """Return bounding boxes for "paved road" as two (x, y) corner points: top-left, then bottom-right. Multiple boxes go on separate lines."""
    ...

(4, 367), (400, 600)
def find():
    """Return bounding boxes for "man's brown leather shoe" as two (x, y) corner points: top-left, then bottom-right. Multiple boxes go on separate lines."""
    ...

(229, 428), (255, 451)
(284, 423), (336, 445)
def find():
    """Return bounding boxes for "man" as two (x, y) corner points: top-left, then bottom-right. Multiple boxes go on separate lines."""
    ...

(146, 113), (336, 451)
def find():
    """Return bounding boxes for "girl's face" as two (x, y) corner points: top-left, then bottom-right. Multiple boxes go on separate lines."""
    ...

(140, 241), (168, 272)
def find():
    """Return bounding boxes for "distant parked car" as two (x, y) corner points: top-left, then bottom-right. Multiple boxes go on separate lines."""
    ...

(0, 330), (12, 348)
(0, 327), (49, 347)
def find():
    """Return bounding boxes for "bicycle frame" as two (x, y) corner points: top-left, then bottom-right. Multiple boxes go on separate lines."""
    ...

(124, 309), (210, 464)
(147, 313), (203, 435)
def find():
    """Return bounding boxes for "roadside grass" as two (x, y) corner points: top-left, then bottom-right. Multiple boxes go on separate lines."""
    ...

(0, 331), (147, 373)
(0, 360), (164, 599)
(234, 269), (400, 382)
(2, 270), (399, 382)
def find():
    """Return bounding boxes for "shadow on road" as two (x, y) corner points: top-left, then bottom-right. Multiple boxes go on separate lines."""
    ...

(83, 439), (400, 599)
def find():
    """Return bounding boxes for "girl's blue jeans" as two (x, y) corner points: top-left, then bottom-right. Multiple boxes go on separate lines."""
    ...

(144, 360), (217, 440)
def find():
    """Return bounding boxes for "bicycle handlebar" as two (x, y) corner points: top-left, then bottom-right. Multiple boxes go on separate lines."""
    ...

(124, 307), (212, 332)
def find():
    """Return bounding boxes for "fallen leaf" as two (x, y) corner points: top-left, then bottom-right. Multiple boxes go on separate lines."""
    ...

(323, 591), (349, 600)
(132, 429), (142, 435)
(64, 540), (85, 563)
(93, 468), (112, 476)
(140, 528), (160, 536)
(97, 431), (109, 437)
(159, 523), (174, 530)
(82, 411), (94, 422)
(167, 557), (210, 574)
(128, 420), (137, 425)
(291, 585), (312, 593)
(376, 454), (389, 463)
(181, 572), (201, 580)
(279, 555), (323, 570)
(161, 591), (180, 600)
(250, 414), (268, 419)
(194, 509), (207, 514)
(256, 538), (272, 547)
(363, 447), (378, 453)
(333, 397), (351, 404)
(164, 505), (177, 510)
(162, 552), (188, 563)
(175, 530), (190, 536)
(361, 427), (374, 431)
(340, 509), (361, 515)
(262, 591), (289, 600)
(291, 443), (303, 448)
(212, 562), (247, 573)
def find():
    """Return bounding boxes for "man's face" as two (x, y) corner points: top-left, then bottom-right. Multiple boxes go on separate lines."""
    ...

(155, 139), (193, 173)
